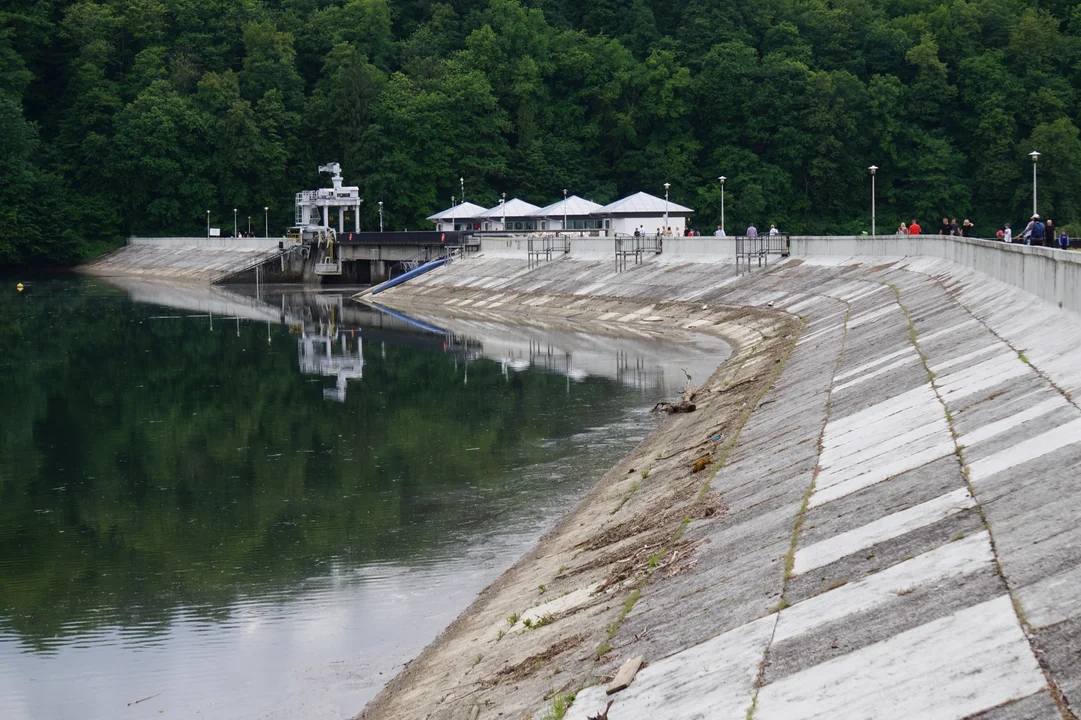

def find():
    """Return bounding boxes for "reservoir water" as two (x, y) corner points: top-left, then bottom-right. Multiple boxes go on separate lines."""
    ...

(0, 275), (727, 719)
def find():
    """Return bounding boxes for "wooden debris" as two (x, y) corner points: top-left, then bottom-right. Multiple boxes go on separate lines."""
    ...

(691, 455), (712, 472)
(651, 399), (696, 414)
(606, 655), (644, 694)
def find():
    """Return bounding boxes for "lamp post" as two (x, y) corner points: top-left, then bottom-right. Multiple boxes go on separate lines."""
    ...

(233, 208), (237, 238)
(868, 166), (878, 237)
(451, 194), (455, 232)
(718, 176), (726, 233)
(563, 188), (567, 231)
(664, 182), (671, 234)
(206, 210), (210, 238)
(264, 207), (268, 238)
(501, 192), (506, 229)
(248, 215), (251, 236)
(378, 201), (384, 232)
(1030, 151), (1040, 217)
(460, 177), (465, 203)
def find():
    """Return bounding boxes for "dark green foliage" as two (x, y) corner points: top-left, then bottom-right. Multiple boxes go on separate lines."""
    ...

(5, 0), (1081, 263)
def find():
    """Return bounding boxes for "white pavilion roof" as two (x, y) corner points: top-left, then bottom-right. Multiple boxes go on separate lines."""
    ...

(426, 201), (490, 221)
(532, 195), (604, 218)
(595, 191), (693, 215)
(485, 198), (541, 218)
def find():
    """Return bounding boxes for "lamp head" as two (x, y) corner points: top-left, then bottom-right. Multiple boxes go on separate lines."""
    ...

(719, 176), (726, 183)
(264, 206), (268, 211)
(1030, 150), (1041, 162)
(868, 165), (878, 174)
(664, 182), (671, 189)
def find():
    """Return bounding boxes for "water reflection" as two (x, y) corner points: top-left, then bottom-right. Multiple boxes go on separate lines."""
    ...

(0, 276), (728, 719)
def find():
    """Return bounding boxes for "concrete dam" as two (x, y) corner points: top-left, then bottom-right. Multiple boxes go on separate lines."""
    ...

(358, 237), (1081, 720)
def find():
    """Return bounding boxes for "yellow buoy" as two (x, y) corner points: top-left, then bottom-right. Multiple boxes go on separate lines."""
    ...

(16, 283), (24, 292)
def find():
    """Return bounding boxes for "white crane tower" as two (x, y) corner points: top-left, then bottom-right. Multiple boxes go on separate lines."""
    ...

(294, 163), (363, 233)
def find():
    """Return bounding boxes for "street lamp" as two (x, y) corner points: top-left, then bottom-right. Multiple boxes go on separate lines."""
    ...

(868, 166), (878, 237)
(378, 201), (384, 232)
(664, 182), (671, 234)
(248, 215), (251, 236)
(562, 188), (567, 232)
(1030, 151), (1040, 217)
(718, 176), (726, 233)
(264, 207), (268, 238)
(451, 194), (455, 232)
(460, 177), (464, 203)
(233, 208), (237, 238)
(501, 192), (506, 229)
(206, 210), (210, 238)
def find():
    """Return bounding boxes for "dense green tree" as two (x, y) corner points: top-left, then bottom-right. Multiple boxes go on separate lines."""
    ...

(8, 0), (1081, 263)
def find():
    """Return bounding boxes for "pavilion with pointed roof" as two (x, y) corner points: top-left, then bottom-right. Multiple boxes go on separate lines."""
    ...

(594, 191), (694, 236)
(426, 201), (489, 232)
(531, 195), (604, 231)
(485, 198), (542, 231)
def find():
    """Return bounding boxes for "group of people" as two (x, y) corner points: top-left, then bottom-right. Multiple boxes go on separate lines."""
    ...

(633, 226), (706, 237)
(1003, 215), (1070, 249)
(896, 218), (977, 237)
(709, 223), (780, 237)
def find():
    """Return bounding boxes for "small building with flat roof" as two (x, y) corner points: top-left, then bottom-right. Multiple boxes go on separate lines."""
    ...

(426, 201), (489, 232)
(531, 196), (605, 231)
(594, 191), (693, 236)
(485, 198), (542, 231)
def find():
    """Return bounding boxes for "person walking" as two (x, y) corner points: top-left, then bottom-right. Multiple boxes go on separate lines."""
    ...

(949, 218), (960, 236)
(768, 224), (779, 236)
(940, 217), (951, 236)
(961, 219), (973, 237)
(1059, 229), (1070, 250)
(1004, 223), (1012, 243)
(746, 223), (758, 238)
(909, 219), (922, 235)
(1045, 219), (1055, 247)
(898, 222), (909, 235)
(1032, 216), (1046, 245)
(715, 225), (726, 237)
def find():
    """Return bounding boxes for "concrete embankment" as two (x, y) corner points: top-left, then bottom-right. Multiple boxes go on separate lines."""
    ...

(80, 237), (291, 282)
(361, 244), (1081, 719)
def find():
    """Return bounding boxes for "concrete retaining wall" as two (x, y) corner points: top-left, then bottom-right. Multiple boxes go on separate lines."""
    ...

(790, 234), (1081, 313)
(127, 236), (288, 251)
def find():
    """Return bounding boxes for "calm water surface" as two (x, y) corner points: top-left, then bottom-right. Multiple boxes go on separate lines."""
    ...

(0, 276), (726, 719)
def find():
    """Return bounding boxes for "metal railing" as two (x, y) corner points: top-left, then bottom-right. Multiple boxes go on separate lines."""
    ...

(735, 233), (790, 272)
(614, 234), (662, 272)
(527, 234), (571, 268)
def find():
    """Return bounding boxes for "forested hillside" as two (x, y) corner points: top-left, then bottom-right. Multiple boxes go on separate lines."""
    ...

(4, 0), (1081, 264)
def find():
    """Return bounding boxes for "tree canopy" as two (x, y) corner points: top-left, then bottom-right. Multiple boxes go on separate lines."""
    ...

(4, 0), (1081, 263)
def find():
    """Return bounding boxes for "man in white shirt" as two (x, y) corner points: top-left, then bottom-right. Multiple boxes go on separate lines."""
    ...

(714, 225), (726, 237)
(1004, 224), (1012, 243)
(769, 224), (779, 236)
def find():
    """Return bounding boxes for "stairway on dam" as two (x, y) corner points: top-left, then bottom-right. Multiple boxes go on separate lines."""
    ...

(362, 250), (1081, 720)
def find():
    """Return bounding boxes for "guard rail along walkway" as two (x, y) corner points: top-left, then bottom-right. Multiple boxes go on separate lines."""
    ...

(735, 233), (790, 272)
(615, 233), (663, 272)
(527, 234), (571, 269)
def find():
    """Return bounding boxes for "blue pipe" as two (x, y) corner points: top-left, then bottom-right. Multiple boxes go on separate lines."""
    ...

(369, 258), (448, 295)
(368, 303), (447, 335)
